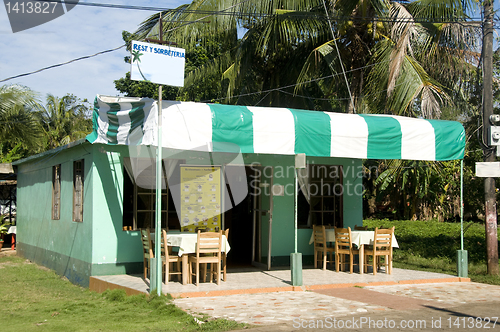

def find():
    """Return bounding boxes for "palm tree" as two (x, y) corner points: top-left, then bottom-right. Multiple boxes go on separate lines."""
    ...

(374, 159), (444, 220)
(131, 2), (332, 108)
(129, 1), (481, 220)
(0, 84), (43, 159)
(364, 1), (480, 117)
(39, 94), (91, 149)
(130, 0), (479, 114)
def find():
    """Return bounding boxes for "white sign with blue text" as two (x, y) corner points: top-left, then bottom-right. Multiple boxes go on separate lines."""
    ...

(130, 40), (185, 87)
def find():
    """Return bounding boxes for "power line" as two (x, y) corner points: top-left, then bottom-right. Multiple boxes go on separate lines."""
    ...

(1, 0), (492, 84)
(0, 45), (125, 83)
(202, 58), (393, 103)
(276, 79), (407, 102)
(0, 0), (255, 84)
(30, 0), (493, 24)
(322, 0), (355, 112)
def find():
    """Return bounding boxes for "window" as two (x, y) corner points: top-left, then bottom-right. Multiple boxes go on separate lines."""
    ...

(73, 160), (84, 222)
(122, 159), (183, 230)
(52, 164), (61, 220)
(135, 177), (169, 230)
(298, 164), (343, 228)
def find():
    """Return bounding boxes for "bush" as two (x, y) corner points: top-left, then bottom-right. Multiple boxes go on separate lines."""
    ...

(364, 219), (499, 264)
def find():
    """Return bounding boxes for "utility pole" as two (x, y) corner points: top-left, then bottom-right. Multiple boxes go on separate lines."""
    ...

(482, 0), (499, 275)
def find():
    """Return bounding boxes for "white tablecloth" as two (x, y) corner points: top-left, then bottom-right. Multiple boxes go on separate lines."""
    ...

(7, 226), (16, 234)
(309, 229), (399, 248)
(166, 233), (231, 256)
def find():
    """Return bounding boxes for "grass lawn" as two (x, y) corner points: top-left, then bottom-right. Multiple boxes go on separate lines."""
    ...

(2, 220), (499, 331)
(0, 253), (245, 332)
(364, 219), (500, 285)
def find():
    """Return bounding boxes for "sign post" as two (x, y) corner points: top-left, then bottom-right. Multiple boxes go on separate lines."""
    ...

(129, 17), (185, 294)
(153, 85), (163, 295)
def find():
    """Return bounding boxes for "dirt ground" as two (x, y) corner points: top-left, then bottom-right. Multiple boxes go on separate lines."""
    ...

(0, 248), (17, 257)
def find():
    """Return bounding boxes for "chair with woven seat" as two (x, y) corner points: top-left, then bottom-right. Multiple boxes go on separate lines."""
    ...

(334, 227), (360, 273)
(313, 225), (335, 270)
(161, 229), (182, 282)
(188, 230), (223, 286)
(364, 227), (394, 275)
(140, 229), (153, 279)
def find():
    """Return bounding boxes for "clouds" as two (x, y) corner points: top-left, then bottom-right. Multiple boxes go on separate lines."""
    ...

(0, 0), (186, 102)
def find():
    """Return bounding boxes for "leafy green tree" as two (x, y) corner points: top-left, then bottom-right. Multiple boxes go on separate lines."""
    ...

(0, 84), (43, 160)
(128, 0), (479, 113)
(127, 0), (482, 220)
(38, 94), (92, 150)
(114, 72), (179, 100)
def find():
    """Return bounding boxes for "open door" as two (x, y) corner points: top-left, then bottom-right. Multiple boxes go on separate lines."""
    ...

(221, 164), (273, 270)
(251, 166), (273, 270)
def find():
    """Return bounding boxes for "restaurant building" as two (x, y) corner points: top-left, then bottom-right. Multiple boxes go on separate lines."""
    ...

(13, 95), (465, 287)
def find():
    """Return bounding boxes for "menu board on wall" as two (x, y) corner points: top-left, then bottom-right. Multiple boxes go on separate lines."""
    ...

(180, 166), (221, 232)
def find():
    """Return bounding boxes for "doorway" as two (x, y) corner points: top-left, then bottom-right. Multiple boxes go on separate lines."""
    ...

(223, 165), (256, 267)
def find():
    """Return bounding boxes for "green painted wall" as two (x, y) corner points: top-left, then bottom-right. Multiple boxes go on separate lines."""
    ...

(16, 142), (364, 281)
(249, 156), (363, 265)
(102, 150), (363, 269)
(16, 143), (94, 286)
(90, 145), (143, 275)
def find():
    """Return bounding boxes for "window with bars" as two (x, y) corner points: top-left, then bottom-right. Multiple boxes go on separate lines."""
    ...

(298, 164), (343, 229)
(122, 159), (183, 231)
(73, 160), (84, 222)
(52, 164), (61, 220)
(309, 165), (343, 228)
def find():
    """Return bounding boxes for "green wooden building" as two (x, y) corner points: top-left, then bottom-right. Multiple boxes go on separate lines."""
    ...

(13, 95), (465, 287)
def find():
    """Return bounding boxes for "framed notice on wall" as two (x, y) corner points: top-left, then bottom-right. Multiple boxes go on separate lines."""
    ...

(180, 165), (221, 232)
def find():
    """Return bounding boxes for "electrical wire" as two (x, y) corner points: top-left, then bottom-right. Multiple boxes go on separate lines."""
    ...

(20, 0), (494, 23)
(162, 0), (253, 34)
(276, 80), (407, 102)
(0, 0), (255, 84)
(202, 58), (393, 103)
(322, 0), (355, 113)
(0, 0), (492, 90)
(0, 45), (125, 83)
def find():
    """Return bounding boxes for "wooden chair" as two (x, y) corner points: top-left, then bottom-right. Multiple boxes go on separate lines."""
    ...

(161, 229), (182, 282)
(354, 225), (368, 230)
(205, 228), (230, 283)
(334, 227), (360, 273)
(364, 227), (394, 275)
(188, 230), (223, 286)
(140, 229), (153, 279)
(313, 225), (335, 270)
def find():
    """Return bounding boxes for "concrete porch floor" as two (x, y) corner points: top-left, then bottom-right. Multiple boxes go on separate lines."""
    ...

(89, 266), (469, 298)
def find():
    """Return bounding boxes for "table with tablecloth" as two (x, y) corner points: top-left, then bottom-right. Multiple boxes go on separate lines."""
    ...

(165, 232), (230, 284)
(309, 229), (398, 274)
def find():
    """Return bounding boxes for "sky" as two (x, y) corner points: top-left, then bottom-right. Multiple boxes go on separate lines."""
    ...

(0, 0), (187, 103)
(0, 1), (496, 105)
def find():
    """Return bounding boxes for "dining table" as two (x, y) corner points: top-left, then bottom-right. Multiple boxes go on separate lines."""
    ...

(165, 232), (231, 284)
(308, 229), (398, 274)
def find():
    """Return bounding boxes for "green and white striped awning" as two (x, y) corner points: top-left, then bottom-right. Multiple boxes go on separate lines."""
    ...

(87, 95), (465, 161)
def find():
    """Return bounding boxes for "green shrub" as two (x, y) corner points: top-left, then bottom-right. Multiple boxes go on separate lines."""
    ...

(364, 219), (500, 285)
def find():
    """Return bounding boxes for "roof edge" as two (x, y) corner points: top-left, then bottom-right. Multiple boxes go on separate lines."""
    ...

(12, 138), (88, 166)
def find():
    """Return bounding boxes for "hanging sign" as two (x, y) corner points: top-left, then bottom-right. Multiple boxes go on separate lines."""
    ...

(180, 166), (221, 232)
(130, 40), (185, 87)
